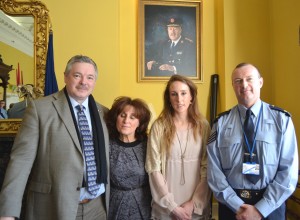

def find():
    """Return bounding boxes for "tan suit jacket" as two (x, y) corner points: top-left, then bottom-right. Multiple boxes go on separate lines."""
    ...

(0, 90), (110, 220)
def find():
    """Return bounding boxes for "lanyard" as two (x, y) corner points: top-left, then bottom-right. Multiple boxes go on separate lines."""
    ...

(238, 103), (263, 156)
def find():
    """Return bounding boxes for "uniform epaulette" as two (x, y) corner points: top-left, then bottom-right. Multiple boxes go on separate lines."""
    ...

(184, 37), (193, 43)
(213, 109), (231, 123)
(269, 105), (291, 117)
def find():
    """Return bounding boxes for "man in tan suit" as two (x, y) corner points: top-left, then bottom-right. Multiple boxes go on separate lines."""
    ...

(0, 55), (110, 220)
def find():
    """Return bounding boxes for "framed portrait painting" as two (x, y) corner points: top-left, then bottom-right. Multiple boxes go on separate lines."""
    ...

(138, 0), (202, 82)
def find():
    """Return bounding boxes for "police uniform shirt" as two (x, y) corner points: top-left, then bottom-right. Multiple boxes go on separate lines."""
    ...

(207, 100), (298, 218)
(147, 35), (196, 76)
(161, 36), (196, 75)
(0, 107), (8, 119)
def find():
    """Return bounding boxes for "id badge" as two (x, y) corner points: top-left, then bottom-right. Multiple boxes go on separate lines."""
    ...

(242, 162), (260, 175)
(243, 153), (260, 175)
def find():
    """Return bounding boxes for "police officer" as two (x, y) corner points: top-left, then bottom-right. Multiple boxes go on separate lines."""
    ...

(207, 63), (298, 220)
(146, 17), (196, 76)
(0, 100), (8, 119)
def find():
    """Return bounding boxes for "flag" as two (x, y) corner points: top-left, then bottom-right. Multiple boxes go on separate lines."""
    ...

(44, 31), (58, 96)
(16, 62), (21, 85)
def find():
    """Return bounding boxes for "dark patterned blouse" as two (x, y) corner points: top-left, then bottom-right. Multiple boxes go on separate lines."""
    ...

(108, 138), (152, 220)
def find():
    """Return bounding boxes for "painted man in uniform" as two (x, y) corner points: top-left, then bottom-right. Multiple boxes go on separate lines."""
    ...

(146, 17), (196, 76)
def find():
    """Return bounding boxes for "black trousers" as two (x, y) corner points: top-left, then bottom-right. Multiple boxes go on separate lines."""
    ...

(218, 202), (286, 220)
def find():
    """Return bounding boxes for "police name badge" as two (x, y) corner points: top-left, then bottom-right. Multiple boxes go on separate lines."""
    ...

(242, 162), (260, 175)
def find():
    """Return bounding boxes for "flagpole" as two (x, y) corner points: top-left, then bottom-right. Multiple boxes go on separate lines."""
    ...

(21, 70), (23, 85)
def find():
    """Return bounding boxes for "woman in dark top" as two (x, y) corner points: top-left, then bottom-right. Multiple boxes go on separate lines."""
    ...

(105, 96), (152, 220)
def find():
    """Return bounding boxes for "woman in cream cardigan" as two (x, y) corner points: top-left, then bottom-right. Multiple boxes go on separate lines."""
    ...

(146, 75), (211, 220)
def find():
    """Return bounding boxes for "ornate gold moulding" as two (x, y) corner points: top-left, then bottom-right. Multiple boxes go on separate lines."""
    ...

(0, 0), (50, 135)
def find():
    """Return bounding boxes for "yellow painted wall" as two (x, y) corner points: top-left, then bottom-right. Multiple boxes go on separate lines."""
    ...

(42, 0), (216, 121)
(270, 4), (300, 214)
(219, 0), (300, 162)
(270, 0), (300, 161)
(119, 0), (216, 121)
(2, 0), (299, 215)
(43, 0), (120, 108)
(216, 0), (300, 215)
(41, 0), (299, 150)
(221, 0), (272, 109)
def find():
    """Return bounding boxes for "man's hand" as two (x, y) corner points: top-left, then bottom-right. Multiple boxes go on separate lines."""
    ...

(159, 64), (175, 72)
(147, 61), (156, 70)
(236, 204), (263, 220)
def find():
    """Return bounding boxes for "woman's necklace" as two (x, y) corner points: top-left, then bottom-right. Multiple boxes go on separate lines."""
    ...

(175, 124), (190, 185)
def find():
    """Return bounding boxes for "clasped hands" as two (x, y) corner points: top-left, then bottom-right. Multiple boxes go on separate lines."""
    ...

(171, 200), (194, 220)
(236, 204), (263, 220)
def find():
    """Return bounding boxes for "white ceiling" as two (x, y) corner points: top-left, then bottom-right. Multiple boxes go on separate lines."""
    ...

(7, 15), (34, 35)
(0, 10), (34, 57)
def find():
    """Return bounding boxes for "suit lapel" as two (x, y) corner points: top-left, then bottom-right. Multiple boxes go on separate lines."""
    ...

(52, 91), (82, 153)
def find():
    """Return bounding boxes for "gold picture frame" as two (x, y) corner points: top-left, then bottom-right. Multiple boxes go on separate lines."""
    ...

(0, 0), (50, 136)
(138, 0), (202, 82)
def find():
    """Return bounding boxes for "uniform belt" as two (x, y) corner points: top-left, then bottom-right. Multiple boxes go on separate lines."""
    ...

(233, 188), (266, 205)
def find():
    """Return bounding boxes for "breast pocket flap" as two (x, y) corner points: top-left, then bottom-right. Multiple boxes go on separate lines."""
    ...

(256, 134), (274, 144)
(221, 132), (241, 147)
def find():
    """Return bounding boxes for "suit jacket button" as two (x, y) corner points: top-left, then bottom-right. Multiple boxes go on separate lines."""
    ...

(76, 187), (80, 191)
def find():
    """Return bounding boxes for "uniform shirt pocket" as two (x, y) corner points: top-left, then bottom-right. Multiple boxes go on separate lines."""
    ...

(219, 124), (242, 170)
(256, 120), (278, 166)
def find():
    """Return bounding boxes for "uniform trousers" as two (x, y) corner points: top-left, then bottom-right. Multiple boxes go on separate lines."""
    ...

(76, 195), (106, 220)
(218, 202), (286, 220)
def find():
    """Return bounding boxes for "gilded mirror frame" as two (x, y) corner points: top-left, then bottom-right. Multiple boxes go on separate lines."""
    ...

(0, 0), (50, 136)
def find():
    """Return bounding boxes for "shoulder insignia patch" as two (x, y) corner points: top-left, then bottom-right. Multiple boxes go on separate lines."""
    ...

(184, 37), (193, 43)
(269, 105), (291, 117)
(213, 109), (231, 124)
(207, 130), (217, 145)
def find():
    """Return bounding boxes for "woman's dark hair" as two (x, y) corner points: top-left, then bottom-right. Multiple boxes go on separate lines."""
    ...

(105, 96), (151, 141)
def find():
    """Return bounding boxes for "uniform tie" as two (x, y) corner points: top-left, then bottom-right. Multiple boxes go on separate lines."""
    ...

(244, 109), (254, 147)
(76, 105), (100, 195)
(170, 42), (175, 53)
(243, 109), (260, 184)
